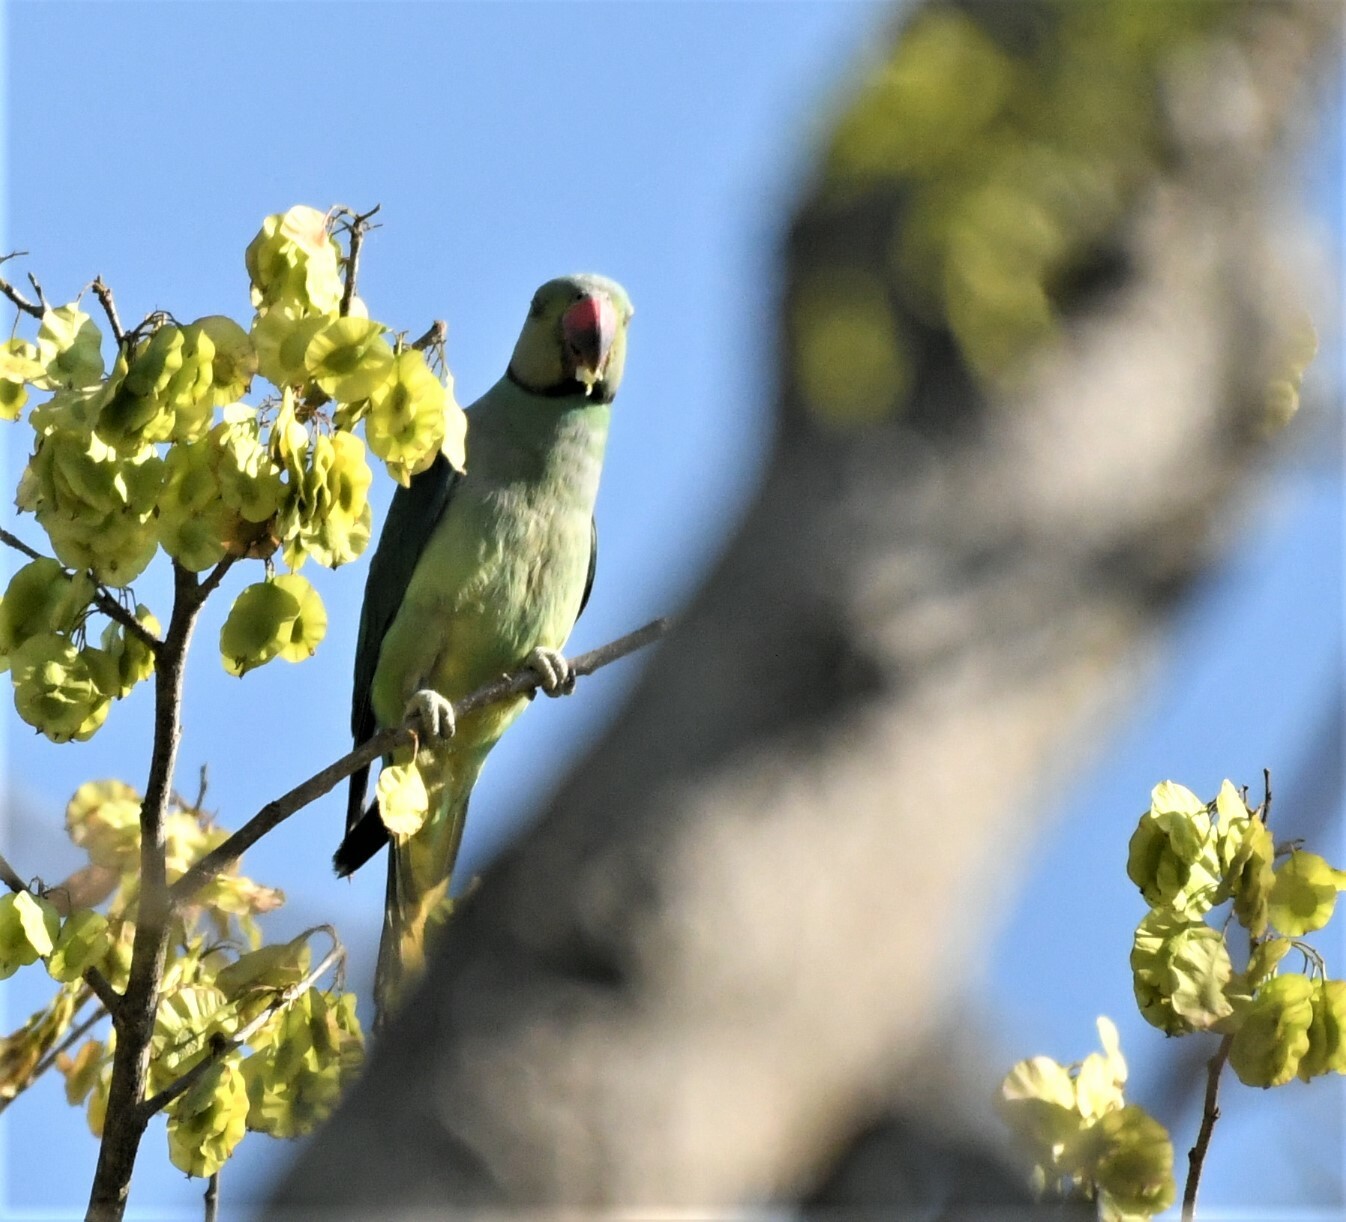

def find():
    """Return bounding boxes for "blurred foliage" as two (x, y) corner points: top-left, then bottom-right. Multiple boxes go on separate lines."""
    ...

(793, 0), (1271, 426)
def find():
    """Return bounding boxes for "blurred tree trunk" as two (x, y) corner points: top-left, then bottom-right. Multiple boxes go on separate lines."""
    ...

(272, 1), (1337, 1213)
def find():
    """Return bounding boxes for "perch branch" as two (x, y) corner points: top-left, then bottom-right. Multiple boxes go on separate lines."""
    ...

(169, 616), (671, 904)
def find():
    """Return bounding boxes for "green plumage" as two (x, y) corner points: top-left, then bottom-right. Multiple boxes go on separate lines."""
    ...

(337, 274), (633, 1015)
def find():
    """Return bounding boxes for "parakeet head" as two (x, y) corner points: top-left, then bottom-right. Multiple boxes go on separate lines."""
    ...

(508, 274), (634, 403)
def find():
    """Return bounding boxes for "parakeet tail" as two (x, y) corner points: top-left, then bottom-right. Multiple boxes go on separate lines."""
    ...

(373, 765), (478, 1025)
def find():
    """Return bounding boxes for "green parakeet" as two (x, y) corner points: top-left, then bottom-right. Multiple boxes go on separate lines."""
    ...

(335, 274), (633, 1014)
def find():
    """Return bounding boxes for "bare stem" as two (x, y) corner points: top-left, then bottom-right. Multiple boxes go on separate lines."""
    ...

(409, 320), (448, 352)
(169, 616), (671, 903)
(0, 254), (43, 319)
(0, 849), (26, 893)
(203, 1173), (219, 1222)
(1182, 1033), (1234, 1222)
(337, 204), (381, 318)
(87, 564), (212, 1222)
(90, 278), (126, 346)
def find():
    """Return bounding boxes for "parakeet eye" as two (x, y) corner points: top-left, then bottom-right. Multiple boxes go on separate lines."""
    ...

(528, 294), (543, 318)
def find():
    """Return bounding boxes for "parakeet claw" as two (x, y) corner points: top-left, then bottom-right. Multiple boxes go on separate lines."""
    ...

(525, 646), (576, 697)
(404, 689), (456, 742)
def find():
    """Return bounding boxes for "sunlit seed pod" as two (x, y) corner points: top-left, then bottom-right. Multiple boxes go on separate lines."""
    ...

(365, 348), (457, 485)
(1228, 973), (1315, 1087)
(165, 1058), (249, 1178)
(210, 415), (285, 523)
(0, 890), (62, 977)
(0, 559), (95, 657)
(57, 1038), (106, 1107)
(34, 305), (105, 391)
(251, 309), (328, 390)
(0, 337), (42, 384)
(271, 573), (326, 662)
(303, 317), (395, 403)
(0, 339), (40, 421)
(218, 580), (299, 676)
(190, 315), (258, 405)
(10, 632), (111, 743)
(245, 206), (343, 316)
(46, 909), (113, 983)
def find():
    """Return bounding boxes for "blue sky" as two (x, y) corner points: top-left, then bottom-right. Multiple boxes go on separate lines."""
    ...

(1, 2), (1340, 1217)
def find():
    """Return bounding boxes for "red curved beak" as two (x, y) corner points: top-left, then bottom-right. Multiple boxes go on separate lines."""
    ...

(562, 293), (618, 387)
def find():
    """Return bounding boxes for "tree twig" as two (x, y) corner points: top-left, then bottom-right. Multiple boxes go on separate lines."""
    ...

(1182, 1032), (1234, 1222)
(138, 938), (344, 1121)
(336, 204), (381, 318)
(203, 1172), (220, 1222)
(0, 849), (26, 893)
(26, 273), (49, 314)
(0, 254), (43, 320)
(169, 616), (671, 904)
(90, 278), (125, 346)
(409, 320), (448, 352)
(81, 968), (123, 1019)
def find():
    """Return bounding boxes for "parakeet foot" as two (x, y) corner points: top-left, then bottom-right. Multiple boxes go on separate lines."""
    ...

(526, 646), (576, 697)
(404, 689), (456, 742)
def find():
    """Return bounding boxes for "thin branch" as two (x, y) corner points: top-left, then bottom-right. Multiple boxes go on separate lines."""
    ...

(203, 1172), (220, 1222)
(0, 849), (26, 893)
(169, 616), (671, 904)
(337, 204), (381, 318)
(82, 967), (123, 1018)
(0, 524), (44, 562)
(409, 320), (448, 352)
(0, 254), (43, 320)
(197, 555), (236, 603)
(1257, 767), (1272, 824)
(90, 278), (125, 346)
(26, 273), (49, 313)
(1182, 1032), (1234, 1222)
(94, 588), (163, 656)
(138, 939), (343, 1122)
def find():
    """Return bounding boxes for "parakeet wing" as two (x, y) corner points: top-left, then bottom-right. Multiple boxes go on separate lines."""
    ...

(578, 516), (597, 620)
(347, 452), (460, 830)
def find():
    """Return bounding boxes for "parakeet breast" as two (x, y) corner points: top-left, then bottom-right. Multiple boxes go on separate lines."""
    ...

(368, 391), (610, 751)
